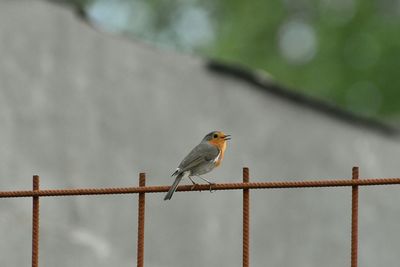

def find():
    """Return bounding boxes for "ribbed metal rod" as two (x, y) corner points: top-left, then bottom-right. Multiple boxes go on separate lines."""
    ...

(137, 173), (146, 267)
(351, 167), (359, 267)
(1, 178), (400, 198)
(32, 175), (40, 267)
(242, 168), (250, 267)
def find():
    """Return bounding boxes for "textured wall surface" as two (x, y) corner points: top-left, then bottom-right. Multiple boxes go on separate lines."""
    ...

(1, 1), (400, 266)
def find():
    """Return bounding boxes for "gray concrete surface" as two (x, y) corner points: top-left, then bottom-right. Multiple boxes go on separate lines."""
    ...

(0, 1), (400, 266)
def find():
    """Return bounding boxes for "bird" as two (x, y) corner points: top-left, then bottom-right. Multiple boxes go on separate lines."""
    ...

(164, 131), (231, 200)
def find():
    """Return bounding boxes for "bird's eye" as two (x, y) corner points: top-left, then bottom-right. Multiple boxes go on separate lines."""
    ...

(213, 134), (218, 138)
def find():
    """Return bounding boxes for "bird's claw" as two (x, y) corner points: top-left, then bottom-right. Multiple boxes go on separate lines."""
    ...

(191, 183), (198, 191)
(209, 182), (216, 193)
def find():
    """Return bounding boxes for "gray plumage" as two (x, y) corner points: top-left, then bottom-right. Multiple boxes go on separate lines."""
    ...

(177, 142), (219, 175)
(164, 138), (220, 200)
(163, 173), (184, 201)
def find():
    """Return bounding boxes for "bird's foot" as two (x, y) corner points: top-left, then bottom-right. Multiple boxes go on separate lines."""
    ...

(189, 176), (199, 190)
(191, 183), (199, 191)
(209, 182), (216, 193)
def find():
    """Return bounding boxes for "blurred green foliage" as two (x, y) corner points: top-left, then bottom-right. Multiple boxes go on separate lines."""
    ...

(211, 0), (400, 119)
(70, 0), (400, 119)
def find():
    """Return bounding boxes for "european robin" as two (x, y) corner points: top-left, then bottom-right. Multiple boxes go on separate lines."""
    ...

(164, 131), (231, 200)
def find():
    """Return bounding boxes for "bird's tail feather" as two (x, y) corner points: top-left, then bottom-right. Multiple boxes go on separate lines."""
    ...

(164, 173), (184, 200)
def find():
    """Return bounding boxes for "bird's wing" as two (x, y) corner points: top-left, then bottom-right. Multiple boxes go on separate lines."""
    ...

(178, 143), (219, 173)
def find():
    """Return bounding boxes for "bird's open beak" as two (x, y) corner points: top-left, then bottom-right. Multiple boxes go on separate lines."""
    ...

(223, 134), (231, 141)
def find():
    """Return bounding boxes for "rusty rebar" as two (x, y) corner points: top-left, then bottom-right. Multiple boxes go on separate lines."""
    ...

(0, 169), (399, 267)
(351, 167), (359, 267)
(32, 175), (40, 267)
(137, 173), (146, 267)
(243, 167), (250, 267)
(1, 178), (400, 198)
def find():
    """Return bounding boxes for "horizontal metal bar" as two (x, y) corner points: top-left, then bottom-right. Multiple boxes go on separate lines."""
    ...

(1, 177), (400, 198)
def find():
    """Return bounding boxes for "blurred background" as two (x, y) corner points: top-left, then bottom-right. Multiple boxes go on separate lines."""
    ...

(64, 0), (400, 121)
(1, 0), (400, 267)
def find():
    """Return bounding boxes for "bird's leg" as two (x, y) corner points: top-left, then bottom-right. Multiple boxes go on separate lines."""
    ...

(196, 176), (215, 193)
(188, 176), (198, 190)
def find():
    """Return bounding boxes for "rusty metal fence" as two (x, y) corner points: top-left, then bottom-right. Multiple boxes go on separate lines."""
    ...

(1, 166), (400, 267)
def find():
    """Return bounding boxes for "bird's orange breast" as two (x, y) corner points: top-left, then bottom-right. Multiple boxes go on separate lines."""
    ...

(208, 139), (227, 167)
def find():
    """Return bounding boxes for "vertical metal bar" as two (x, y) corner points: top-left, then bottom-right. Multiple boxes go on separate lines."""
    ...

(351, 167), (359, 267)
(32, 175), (40, 267)
(137, 173), (146, 267)
(243, 167), (250, 267)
